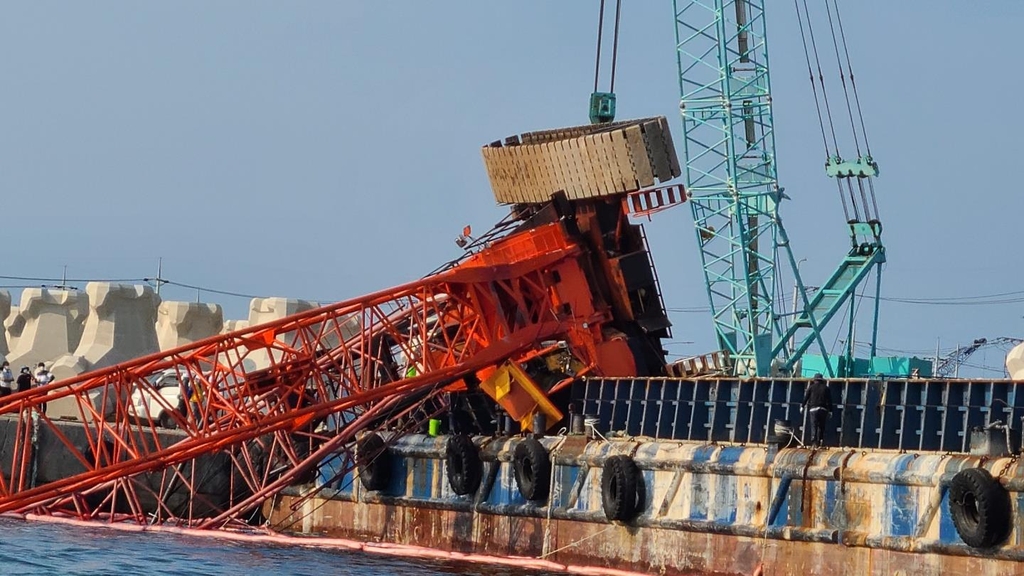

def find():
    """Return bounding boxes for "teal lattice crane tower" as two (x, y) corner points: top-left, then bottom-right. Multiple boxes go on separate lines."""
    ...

(673, 0), (885, 376)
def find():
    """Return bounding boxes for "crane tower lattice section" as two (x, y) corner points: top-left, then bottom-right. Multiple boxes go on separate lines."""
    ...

(674, 0), (798, 375)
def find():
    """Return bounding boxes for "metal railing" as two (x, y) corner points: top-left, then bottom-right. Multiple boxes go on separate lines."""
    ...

(572, 377), (1024, 453)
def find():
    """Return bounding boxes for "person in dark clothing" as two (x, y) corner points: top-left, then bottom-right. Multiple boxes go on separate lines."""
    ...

(15, 367), (32, 394)
(803, 373), (833, 447)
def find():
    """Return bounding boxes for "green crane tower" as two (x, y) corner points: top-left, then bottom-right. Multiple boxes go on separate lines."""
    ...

(673, 0), (885, 377)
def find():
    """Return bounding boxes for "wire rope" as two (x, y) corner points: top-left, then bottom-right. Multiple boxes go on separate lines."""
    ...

(822, 0), (861, 156)
(593, 0), (623, 94)
(593, 0), (606, 93)
(831, 0), (873, 156)
(792, 0), (831, 157)
(798, 0), (840, 155)
(609, 0), (623, 93)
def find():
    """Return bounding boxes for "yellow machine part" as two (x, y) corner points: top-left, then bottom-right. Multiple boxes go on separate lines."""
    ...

(479, 361), (564, 432)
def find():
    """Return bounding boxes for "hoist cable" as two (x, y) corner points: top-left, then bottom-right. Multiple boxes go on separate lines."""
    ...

(831, 0), (873, 156)
(845, 179), (861, 222)
(829, 0), (881, 222)
(792, 0), (831, 157)
(867, 177), (880, 220)
(855, 178), (871, 221)
(609, 0), (623, 92)
(822, 0), (861, 157)
(593, 0), (606, 93)
(835, 179), (851, 221)
(799, 0), (841, 156)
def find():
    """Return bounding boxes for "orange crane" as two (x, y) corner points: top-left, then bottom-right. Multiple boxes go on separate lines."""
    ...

(0, 188), (672, 527)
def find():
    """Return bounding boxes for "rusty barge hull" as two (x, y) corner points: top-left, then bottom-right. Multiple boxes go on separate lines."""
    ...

(266, 432), (1024, 576)
(267, 495), (1020, 576)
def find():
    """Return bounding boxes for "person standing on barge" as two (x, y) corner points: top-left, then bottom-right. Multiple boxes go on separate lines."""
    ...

(803, 373), (833, 447)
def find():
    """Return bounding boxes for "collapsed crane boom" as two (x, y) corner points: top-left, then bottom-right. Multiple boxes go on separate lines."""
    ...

(0, 221), (610, 524)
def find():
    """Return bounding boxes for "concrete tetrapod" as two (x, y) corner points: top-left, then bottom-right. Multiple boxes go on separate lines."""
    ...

(49, 283), (161, 420)
(241, 297), (319, 371)
(156, 301), (223, 351)
(6, 288), (88, 371)
(0, 290), (11, 358)
(4, 303), (19, 353)
(221, 319), (250, 334)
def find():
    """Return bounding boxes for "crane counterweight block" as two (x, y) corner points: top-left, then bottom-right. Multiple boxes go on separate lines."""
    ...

(481, 116), (680, 205)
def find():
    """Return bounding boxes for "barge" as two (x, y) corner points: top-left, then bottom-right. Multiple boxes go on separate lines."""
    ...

(260, 376), (1024, 576)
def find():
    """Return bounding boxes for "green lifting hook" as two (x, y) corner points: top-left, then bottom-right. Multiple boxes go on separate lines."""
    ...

(589, 92), (616, 124)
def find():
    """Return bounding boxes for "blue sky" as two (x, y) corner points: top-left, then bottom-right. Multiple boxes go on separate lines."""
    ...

(0, 2), (1019, 375)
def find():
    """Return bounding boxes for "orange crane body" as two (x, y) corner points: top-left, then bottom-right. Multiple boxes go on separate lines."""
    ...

(0, 197), (669, 526)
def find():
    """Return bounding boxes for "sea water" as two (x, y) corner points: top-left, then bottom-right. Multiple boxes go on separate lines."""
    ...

(0, 518), (560, 576)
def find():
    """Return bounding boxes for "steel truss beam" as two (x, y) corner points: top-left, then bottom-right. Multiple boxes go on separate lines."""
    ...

(0, 223), (591, 526)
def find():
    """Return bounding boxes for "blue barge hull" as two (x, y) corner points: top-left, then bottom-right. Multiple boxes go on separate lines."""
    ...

(265, 377), (1024, 575)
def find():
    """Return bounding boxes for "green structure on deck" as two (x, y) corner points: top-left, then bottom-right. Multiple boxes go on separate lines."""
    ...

(672, 1), (886, 377)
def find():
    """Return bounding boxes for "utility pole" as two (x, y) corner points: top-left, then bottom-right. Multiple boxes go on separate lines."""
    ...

(53, 265), (73, 291)
(154, 257), (167, 296)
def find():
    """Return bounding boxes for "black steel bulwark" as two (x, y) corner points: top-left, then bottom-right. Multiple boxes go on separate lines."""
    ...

(572, 377), (1023, 453)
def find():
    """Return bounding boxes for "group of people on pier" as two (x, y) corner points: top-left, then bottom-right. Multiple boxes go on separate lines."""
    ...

(0, 360), (53, 397)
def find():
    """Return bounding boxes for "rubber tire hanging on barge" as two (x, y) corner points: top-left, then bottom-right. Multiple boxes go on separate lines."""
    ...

(949, 467), (1012, 548)
(446, 434), (482, 496)
(602, 455), (644, 522)
(356, 433), (391, 492)
(513, 438), (551, 502)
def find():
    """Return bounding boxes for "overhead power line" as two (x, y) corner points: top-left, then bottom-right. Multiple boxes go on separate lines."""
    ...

(668, 288), (1024, 314)
(0, 274), (146, 284)
(154, 279), (263, 301)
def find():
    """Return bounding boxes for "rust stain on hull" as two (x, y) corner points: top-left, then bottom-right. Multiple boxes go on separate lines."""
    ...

(267, 495), (1023, 576)
(296, 436), (1024, 575)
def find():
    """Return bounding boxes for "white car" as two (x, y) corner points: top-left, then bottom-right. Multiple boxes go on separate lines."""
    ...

(130, 370), (185, 429)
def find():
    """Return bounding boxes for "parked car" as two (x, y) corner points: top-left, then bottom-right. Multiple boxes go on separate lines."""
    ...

(130, 370), (185, 429)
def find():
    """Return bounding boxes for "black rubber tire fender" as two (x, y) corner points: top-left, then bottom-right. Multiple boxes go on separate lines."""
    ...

(446, 434), (482, 496)
(356, 433), (391, 492)
(602, 455), (645, 522)
(949, 467), (1012, 548)
(513, 438), (551, 502)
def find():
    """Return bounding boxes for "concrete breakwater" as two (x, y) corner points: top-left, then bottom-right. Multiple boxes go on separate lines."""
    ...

(0, 417), (240, 518)
(0, 283), (317, 404)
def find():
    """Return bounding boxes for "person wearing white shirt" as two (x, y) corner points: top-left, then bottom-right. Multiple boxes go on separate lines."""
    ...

(34, 362), (53, 414)
(0, 361), (13, 398)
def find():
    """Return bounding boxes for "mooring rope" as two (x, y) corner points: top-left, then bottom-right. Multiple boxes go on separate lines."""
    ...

(540, 524), (617, 559)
